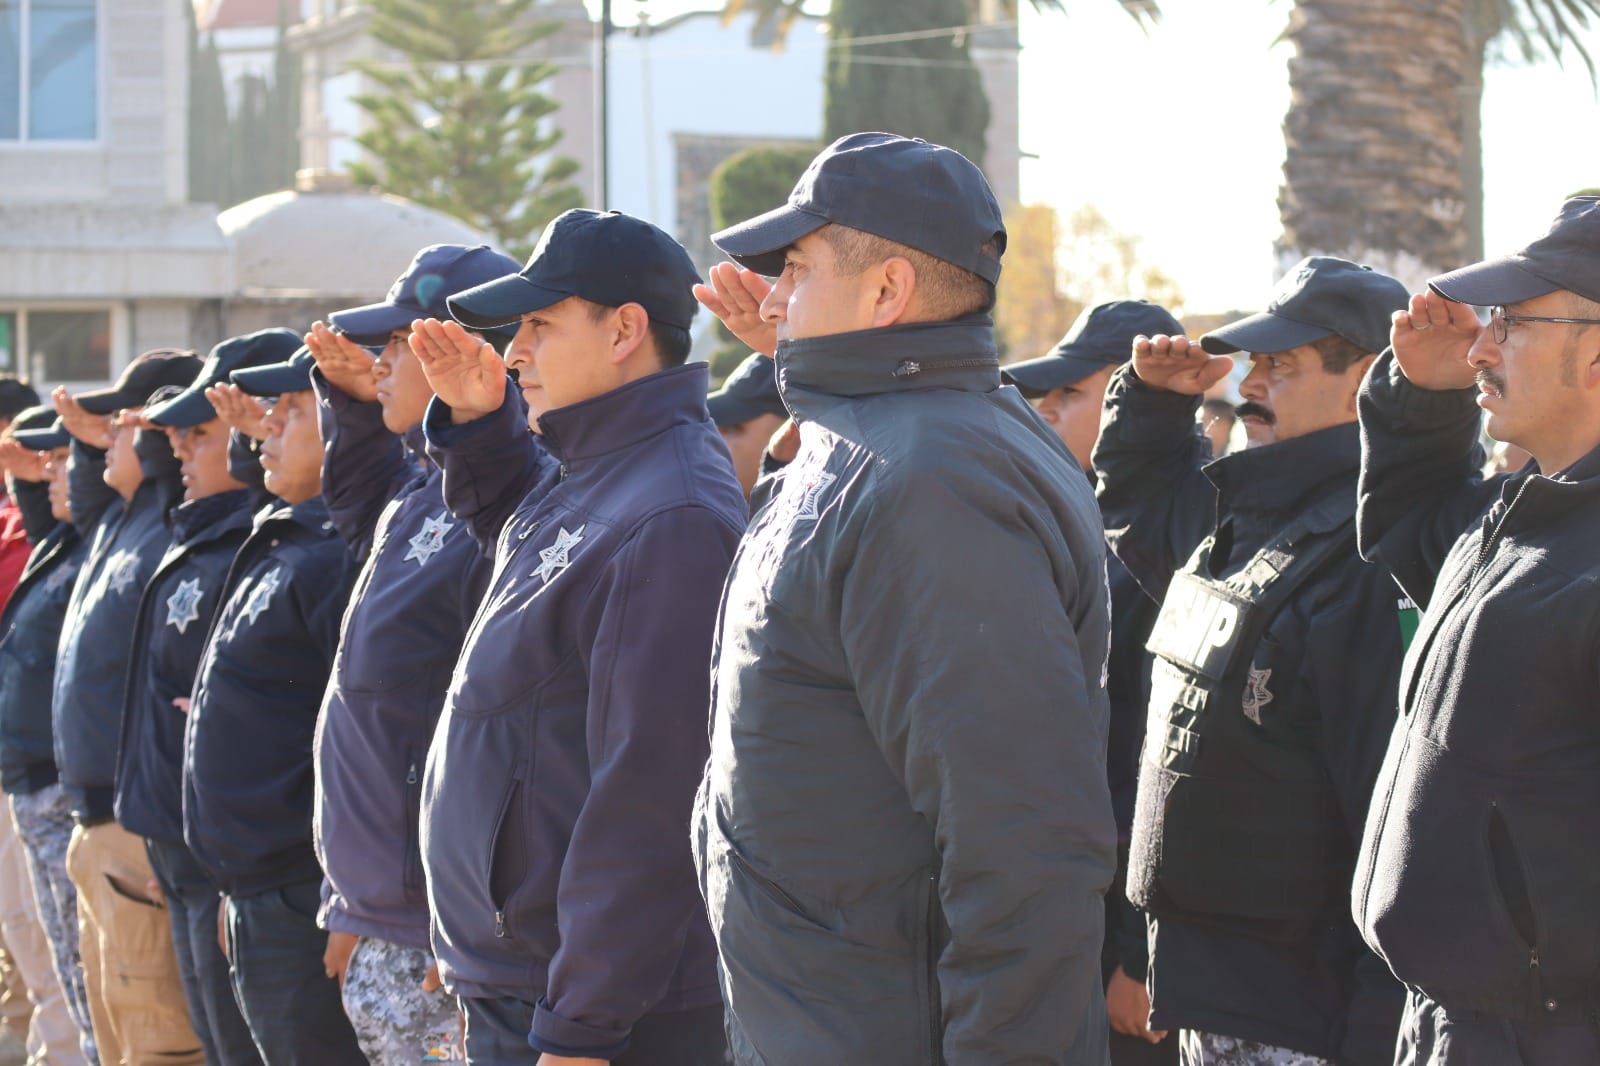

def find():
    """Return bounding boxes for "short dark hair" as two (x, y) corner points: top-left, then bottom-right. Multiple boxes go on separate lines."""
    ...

(1312, 334), (1372, 374)
(0, 375), (40, 422)
(817, 223), (996, 321)
(583, 300), (693, 368)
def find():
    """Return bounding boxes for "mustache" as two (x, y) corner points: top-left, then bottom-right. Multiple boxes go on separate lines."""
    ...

(1476, 369), (1506, 396)
(1235, 401), (1274, 425)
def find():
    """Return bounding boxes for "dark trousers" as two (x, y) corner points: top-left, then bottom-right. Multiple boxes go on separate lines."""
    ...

(1396, 988), (1600, 1066)
(224, 878), (365, 1066)
(461, 995), (728, 1066)
(145, 836), (264, 1066)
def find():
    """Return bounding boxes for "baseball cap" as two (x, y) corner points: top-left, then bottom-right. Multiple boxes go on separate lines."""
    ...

(448, 210), (701, 331)
(73, 349), (203, 415)
(1003, 301), (1184, 397)
(9, 406), (69, 451)
(1430, 196), (1600, 306)
(711, 132), (1006, 284)
(1201, 257), (1409, 356)
(707, 354), (787, 426)
(145, 328), (304, 429)
(231, 346), (316, 397)
(331, 244), (524, 345)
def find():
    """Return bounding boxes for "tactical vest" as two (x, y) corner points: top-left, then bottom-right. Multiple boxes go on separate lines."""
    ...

(1127, 484), (1357, 936)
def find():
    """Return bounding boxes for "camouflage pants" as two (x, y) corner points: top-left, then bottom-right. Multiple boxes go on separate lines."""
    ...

(341, 937), (460, 1065)
(1179, 1030), (1335, 1066)
(8, 786), (97, 1065)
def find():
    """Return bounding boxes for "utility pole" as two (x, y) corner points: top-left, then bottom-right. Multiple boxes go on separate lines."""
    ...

(593, 0), (612, 209)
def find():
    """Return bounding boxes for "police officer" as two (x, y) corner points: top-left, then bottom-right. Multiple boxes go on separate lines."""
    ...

(1004, 300), (1185, 1066)
(707, 353), (789, 500)
(1354, 197), (1600, 1065)
(1093, 258), (1409, 1066)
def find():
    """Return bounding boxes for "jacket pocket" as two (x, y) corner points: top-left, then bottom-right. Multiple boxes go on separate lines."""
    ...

(403, 746), (423, 900)
(485, 770), (527, 941)
(918, 874), (944, 1066)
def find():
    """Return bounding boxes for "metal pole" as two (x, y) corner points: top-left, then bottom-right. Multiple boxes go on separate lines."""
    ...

(599, 0), (611, 210)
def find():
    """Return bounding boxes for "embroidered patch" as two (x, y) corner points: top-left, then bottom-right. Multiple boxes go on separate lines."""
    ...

(794, 471), (836, 521)
(165, 578), (204, 634)
(532, 525), (585, 584)
(238, 567), (282, 628)
(106, 550), (140, 594)
(1242, 665), (1273, 725)
(403, 512), (455, 567)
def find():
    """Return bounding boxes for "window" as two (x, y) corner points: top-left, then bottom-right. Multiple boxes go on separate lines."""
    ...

(0, 308), (112, 385)
(0, 0), (98, 142)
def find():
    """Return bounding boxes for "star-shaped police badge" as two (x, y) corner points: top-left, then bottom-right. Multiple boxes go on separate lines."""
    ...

(404, 512), (455, 567)
(1242, 665), (1274, 726)
(106, 550), (140, 595)
(165, 578), (204, 634)
(794, 471), (836, 521)
(239, 567), (282, 628)
(533, 525), (585, 584)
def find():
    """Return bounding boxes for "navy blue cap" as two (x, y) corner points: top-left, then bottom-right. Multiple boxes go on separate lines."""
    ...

(1003, 301), (1183, 396)
(1431, 196), (1600, 306)
(230, 345), (316, 397)
(331, 244), (524, 345)
(74, 348), (203, 414)
(448, 210), (701, 331)
(707, 354), (787, 426)
(9, 405), (69, 451)
(1201, 256), (1409, 356)
(145, 328), (304, 429)
(712, 132), (1006, 284)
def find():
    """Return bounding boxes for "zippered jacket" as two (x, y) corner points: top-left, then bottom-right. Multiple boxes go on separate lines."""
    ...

(114, 490), (253, 843)
(183, 497), (356, 897)
(698, 317), (1117, 1066)
(313, 376), (493, 950)
(1354, 350), (1600, 1024)
(421, 365), (745, 1060)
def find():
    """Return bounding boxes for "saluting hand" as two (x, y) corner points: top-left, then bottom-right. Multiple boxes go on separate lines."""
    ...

(409, 318), (506, 424)
(51, 387), (113, 449)
(205, 384), (269, 441)
(305, 322), (379, 403)
(1130, 334), (1233, 395)
(694, 262), (778, 359)
(1390, 291), (1482, 391)
(0, 439), (48, 482)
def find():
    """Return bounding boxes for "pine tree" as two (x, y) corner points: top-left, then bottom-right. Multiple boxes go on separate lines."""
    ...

(821, 0), (990, 165)
(347, 0), (583, 256)
(187, 2), (229, 204)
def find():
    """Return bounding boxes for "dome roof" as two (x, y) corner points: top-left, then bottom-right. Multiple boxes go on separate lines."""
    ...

(220, 177), (491, 299)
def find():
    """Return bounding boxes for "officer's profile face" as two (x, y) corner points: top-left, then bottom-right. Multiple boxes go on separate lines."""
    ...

(759, 232), (883, 344)
(508, 297), (643, 416)
(259, 390), (323, 504)
(45, 446), (71, 522)
(167, 417), (244, 503)
(102, 407), (145, 500)
(1467, 290), (1600, 466)
(373, 329), (434, 434)
(717, 411), (785, 500)
(1236, 345), (1369, 448)
(1032, 364), (1115, 473)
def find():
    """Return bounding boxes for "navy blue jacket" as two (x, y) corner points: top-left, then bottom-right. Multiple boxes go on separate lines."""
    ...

(53, 434), (183, 823)
(0, 513), (86, 795)
(313, 375), (493, 950)
(115, 490), (254, 844)
(183, 497), (357, 897)
(421, 365), (745, 1059)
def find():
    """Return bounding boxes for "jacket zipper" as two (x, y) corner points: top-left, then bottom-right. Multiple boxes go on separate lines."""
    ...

(1472, 478), (1532, 581)
(925, 875), (941, 1062)
(893, 358), (994, 378)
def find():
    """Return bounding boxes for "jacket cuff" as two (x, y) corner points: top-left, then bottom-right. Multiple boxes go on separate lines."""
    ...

(528, 999), (631, 1060)
(422, 379), (516, 452)
(1364, 349), (1479, 430)
(1104, 364), (1204, 446)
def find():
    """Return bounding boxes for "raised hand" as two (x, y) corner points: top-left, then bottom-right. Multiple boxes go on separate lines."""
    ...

(0, 439), (49, 482)
(205, 384), (270, 441)
(1390, 291), (1482, 391)
(1130, 334), (1234, 395)
(305, 322), (379, 403)
(409, 318), (506, 423)
(694, 262), (778, 359)
(52, 387), (113, 448)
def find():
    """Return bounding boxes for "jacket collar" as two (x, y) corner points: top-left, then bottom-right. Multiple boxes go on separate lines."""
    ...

(535, 363), (712, 468)
(257, 495), (334, 536)
(776, 317), (1000, 417)
(1204, 421), (1359, 532)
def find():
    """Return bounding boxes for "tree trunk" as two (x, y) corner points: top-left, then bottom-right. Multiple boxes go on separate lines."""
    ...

(1276, 0), (1470, 290)
(1460, 17), (1490, 263)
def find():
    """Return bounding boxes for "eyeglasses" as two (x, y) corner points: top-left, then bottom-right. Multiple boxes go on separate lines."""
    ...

(1490, 305), (1600, 344)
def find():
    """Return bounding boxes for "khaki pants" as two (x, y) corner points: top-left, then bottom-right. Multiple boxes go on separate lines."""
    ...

(0, 801), (86, 1065)
(65, 821), (201, 1066)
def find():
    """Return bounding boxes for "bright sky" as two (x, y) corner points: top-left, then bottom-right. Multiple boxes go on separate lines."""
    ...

(596, 1), (1600, 313)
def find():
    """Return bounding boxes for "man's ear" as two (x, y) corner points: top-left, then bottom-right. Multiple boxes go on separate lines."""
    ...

(871, 257), (918, 328)
(1582, 332), (1600, 390)
(611, 304), (651, 364)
